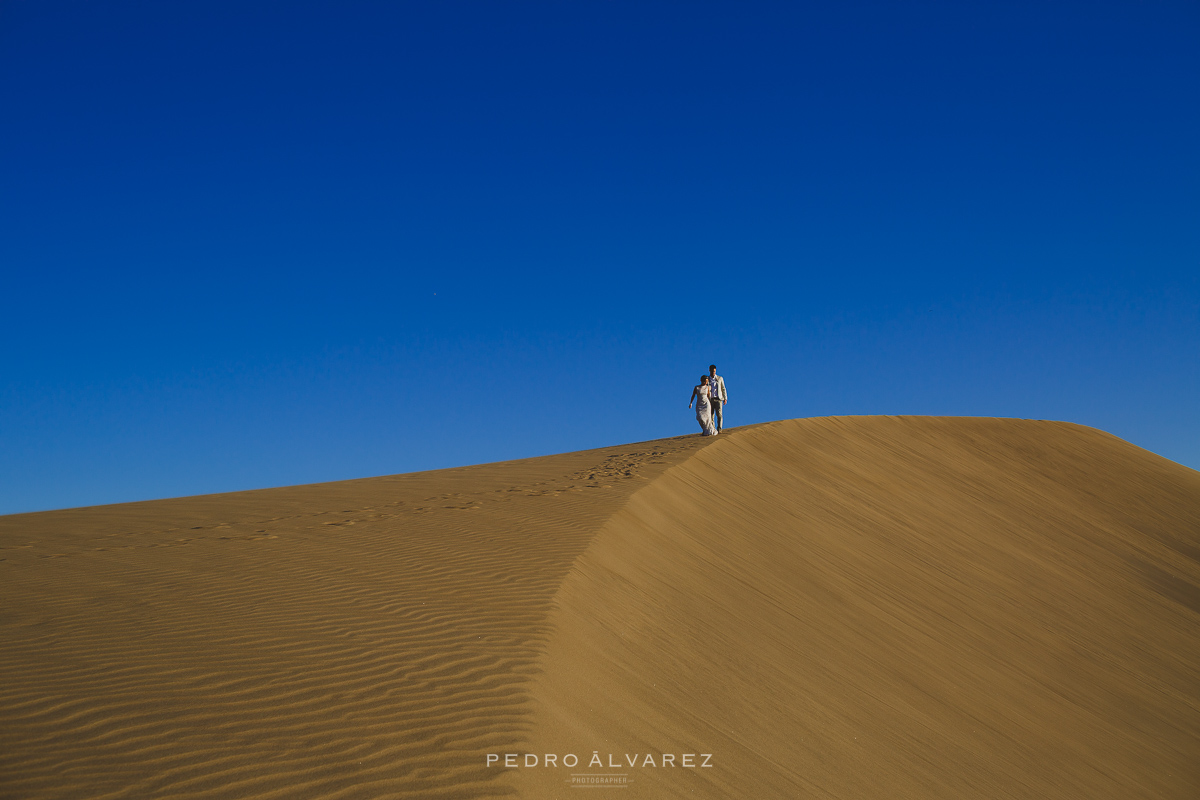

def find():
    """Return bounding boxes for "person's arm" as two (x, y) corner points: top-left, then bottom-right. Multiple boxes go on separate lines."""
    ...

(689, 387), (698, 408)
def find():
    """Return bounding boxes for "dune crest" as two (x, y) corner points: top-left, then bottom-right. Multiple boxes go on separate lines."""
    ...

(515, 417), (1199, 799)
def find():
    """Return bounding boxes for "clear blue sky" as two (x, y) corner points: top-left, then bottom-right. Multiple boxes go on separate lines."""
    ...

(2, 1), (1197, 515)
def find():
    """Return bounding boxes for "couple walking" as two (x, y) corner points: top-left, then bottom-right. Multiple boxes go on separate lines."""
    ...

(688, 364), (728, 436)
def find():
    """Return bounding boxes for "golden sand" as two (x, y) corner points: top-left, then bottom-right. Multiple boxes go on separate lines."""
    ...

(2, 418), (1197, 799)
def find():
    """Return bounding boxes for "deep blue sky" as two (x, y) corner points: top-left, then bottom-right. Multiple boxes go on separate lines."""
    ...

(2, 1), (1197, 514)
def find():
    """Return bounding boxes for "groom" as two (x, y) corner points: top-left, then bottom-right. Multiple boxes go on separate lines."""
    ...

(708, 364), (728, 432)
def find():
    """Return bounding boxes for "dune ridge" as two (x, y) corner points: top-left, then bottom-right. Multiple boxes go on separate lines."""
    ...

(2, 417), (1197, 799)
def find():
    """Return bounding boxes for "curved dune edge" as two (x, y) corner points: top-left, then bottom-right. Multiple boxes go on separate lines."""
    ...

(0, 434), (715, 800)
(513, 416), (1200, 799)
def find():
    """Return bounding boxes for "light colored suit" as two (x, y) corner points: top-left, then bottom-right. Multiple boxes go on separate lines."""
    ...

(709, 374), (727, 404)
(709, 373), (727, 430)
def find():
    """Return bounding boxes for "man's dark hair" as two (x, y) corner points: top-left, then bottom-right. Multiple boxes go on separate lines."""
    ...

(709, 364), (717, 371)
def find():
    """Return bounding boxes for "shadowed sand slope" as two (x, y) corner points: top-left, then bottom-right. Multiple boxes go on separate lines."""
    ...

(515, 417), (1199, 799)
(0, 435), (712, 799)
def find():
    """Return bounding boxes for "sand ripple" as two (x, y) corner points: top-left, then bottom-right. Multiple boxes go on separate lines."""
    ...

(0, 437), (708, 799)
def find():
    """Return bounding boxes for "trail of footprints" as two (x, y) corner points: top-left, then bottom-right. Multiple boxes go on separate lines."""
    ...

(7, 445), (681, 557)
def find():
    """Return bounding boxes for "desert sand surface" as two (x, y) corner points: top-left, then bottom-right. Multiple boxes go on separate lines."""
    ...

(1, 417), (1197, 799)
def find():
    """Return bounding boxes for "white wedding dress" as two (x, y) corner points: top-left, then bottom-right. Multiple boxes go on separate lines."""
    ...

(694, 385), (717, 436)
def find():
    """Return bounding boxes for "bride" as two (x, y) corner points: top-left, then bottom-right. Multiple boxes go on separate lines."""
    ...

(689, 374), (718, 436)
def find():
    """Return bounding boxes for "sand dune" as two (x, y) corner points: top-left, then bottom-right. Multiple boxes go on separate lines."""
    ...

(2, 418), (1197, 799)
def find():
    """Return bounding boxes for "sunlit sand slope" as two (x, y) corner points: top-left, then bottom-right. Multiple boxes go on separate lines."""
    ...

(0, 435), (712, 800)
(517, 417), (1199, 799)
